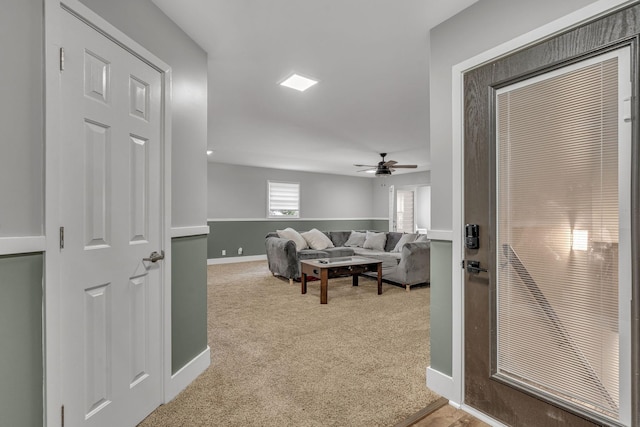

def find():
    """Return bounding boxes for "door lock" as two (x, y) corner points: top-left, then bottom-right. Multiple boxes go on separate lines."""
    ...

(143, 250), (165, 263)
(466, 260), (487, 274)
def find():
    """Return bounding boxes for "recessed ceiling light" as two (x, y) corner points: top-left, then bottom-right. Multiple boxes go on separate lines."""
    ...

(206, 150), (213, 155)
(279, 73), (318, 92)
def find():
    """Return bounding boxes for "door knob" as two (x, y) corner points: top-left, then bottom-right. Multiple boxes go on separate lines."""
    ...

(466, 260), (487, 274)
(143, 250), (165, 263)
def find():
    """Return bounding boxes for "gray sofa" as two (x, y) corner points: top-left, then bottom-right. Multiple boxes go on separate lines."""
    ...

(265, 230), (430, 291)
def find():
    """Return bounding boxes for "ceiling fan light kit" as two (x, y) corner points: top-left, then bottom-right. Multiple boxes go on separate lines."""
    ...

(354, 153), (417, 176)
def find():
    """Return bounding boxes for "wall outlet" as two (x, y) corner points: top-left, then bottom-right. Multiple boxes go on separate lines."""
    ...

(238, 247), (243, 255)
(221, 249), (226, 256)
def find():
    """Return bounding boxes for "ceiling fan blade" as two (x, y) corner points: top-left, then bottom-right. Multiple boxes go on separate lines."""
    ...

(384, 160), (397, 167)
(354, 164), (377, 168)
(392, 164), (418, 168)
(357, 168), (376, 173)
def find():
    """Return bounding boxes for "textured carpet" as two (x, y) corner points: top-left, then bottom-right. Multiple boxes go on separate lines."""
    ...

(139, 261), (438, 427)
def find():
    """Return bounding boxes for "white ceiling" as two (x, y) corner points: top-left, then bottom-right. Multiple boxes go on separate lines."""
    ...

(151, 0), (477, 177)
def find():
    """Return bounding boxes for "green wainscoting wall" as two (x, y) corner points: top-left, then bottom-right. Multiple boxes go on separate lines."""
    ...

(207, 219), (389, 259)
(0, 252), (43, 427)
(429, 240), (453, 376)
(172, 235), (208, 374)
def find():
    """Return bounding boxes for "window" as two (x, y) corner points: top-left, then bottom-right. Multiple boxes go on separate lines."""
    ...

(268, 181), (299, 218)
(396, 190), (415, 233)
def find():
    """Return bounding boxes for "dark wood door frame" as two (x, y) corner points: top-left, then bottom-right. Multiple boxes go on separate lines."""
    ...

(461, 5), (640, 427)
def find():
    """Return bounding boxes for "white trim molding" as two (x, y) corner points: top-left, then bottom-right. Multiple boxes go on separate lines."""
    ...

(165, 346), (211, 402)
(0, 236), (46, 256)
(171, 225), (210, 238)
(207, 217), (389, 222)
(450, 0), (635, 414)
(208, 254), (267, 265)
(426, 367), (454, 399)
(426, 229), (453, 241)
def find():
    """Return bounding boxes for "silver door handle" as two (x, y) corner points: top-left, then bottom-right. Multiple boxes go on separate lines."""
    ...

(466, 260), (487, 274)
(143, 250), (165, 263)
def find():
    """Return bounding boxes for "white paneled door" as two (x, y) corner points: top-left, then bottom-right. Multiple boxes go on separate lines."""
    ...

(59, 8), (164, 426)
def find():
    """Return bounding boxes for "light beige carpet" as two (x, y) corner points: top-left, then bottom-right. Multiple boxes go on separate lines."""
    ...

(139, 261), (438, 427)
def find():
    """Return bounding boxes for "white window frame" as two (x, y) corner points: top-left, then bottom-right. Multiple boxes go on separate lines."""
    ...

(267, 181), (300, 218)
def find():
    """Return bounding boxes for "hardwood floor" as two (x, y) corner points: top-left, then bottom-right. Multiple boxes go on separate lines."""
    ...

(395, 398), (491, 427)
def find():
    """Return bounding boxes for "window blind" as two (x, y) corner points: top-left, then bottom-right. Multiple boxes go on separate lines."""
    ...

(496, 54), (622, 421)
(396, 190), (414, 233)
(268, 181), (299, 218)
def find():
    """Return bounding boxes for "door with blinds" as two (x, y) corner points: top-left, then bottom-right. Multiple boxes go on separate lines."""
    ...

(463, 10), (636, 426)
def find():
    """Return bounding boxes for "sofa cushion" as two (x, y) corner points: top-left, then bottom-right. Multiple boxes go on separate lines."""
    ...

(414, 234), (429, 242)
(301, 228), (335, 250)
(384, 232), (404, 252)
(392, 233), (418, 252)
(323, 247), (355, 258)
(363, 231), (386, 251)
(328, 231), (352, 247)
(298, 249), (330, 260)
(353, 248), (400, 268)
(277, 227), (308, 251)
(344, 231), (367, 247)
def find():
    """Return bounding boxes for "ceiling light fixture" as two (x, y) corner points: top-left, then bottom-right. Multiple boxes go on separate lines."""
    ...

(206, 150), (213, 155)
(279, 73), (318, 92)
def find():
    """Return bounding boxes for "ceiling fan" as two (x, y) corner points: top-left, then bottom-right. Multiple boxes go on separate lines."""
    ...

(354, 153), (417, 176)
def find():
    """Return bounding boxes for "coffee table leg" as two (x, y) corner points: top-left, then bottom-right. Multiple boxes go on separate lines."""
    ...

(301, 273), (307, 294)
(321, 269), (328, 304)
(352, 274), (358, 287)
(377, 263), (382, 295)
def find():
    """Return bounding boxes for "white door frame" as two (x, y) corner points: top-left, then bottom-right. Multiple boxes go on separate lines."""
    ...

(44, 1), (172, 425)
(446, 0), (636, 418)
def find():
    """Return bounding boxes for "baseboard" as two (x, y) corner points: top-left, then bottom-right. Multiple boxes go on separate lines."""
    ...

(426, 366), (454, 400)
(207, 254), (267, 265)
(165, 346), (211, 402)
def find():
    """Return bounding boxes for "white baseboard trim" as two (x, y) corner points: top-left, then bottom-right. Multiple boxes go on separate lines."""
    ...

(0, 236), (47, 256)
(426, 366), (454, 400)
(207, 254), (267, 265)
(165, 346), (211, 402)
(207, 217), (388, 222)
(171, 225), (210, 238)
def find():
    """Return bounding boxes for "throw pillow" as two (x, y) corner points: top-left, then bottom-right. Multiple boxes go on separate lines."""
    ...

(362, 231), (387, 252)
(277, 227), (308, 251)
(392, 233), (418, 252)
(301, 228), (335, 250)
(344, 231), (367, 247)
(414, 234), (429, 242)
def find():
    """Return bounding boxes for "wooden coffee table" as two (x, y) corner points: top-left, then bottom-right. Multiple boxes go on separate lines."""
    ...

(300, 256), (383, 304)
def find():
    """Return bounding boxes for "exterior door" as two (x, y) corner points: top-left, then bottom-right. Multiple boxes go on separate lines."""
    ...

(59, 7), (164, 426)
(463, 7), (637, 427)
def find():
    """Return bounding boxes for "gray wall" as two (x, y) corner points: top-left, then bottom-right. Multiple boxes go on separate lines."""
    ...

(0, 1), (44, 424)
(207, 163), (428, 259)
(0, 253), (43, 427)
(417, 185), (431, 230)
(172, 235), (208, 373)
(429, 0), (599, 231)
(207, 219), (388, 259)
(0, 0), (43, 237)
(208, 162), (376, 219)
